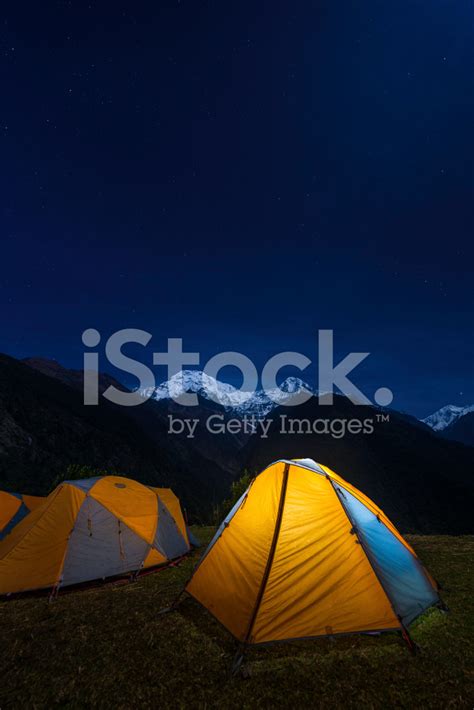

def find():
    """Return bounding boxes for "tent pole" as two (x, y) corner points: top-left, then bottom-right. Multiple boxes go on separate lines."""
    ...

(239, 463), (290, 650)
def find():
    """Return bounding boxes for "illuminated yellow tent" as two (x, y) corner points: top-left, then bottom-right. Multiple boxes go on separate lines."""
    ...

(0, 476), (190, 595)
(0, 491), (44, 540)
(185, 459), (440, 657)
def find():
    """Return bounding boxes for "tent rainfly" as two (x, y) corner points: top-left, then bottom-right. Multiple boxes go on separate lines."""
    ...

(178, 458), (443, 665)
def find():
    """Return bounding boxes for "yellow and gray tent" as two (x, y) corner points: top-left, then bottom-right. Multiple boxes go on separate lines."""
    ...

(0, 476), (190, 595)
(0, 491), (44, 540)
(185, 459), (440, 651)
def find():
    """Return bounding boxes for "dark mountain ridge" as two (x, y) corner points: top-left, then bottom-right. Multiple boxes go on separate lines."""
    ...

(2, 354), (474, 533)
(441, 411), (474, 447)
(0, 354), (233, 520)
(24, 356), (247, 478)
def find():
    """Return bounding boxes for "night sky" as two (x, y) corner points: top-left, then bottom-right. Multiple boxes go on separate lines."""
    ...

(1, 1), (473, 417)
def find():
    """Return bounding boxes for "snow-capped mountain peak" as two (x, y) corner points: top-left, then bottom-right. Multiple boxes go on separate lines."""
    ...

(141, 370), (314, 417)
(422, 404), (474, 431)
(276, 376), (308, 394)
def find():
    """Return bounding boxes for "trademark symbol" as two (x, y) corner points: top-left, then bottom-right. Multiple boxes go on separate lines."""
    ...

(376, 413), (390, 423)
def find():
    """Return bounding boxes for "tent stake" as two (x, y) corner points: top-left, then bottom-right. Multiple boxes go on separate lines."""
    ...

(231, 644), (246, 676)
(437, 599), (449, 613)
(399, 622), (419, 655)
(158, 588), (186, 615)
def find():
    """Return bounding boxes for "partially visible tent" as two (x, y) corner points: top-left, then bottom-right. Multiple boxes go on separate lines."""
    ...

(185, 458), (440, 654)
(0, 491), (44, 540)
(144, 487), (191, 567)
(150, 486), (200, 549)
(0, 476), (190, 595)
(186, 527), (201, 548)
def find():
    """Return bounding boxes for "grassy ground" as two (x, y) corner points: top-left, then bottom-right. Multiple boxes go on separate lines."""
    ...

(0, 530), (472, 709)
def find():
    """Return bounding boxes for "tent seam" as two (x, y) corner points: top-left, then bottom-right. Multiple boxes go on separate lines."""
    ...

(327, 476), (404, 631)
(138, 491), (162, 571)
(243, 462), (290, 645)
